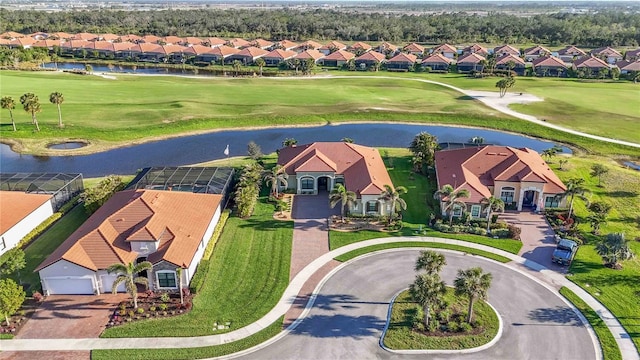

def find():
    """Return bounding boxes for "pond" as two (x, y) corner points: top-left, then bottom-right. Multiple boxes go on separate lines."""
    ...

(43, 63), (226, 77)
(46, 142), (88, 150)
(0, 123), (571, 177)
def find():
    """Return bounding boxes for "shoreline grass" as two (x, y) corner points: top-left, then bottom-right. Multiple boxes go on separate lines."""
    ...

(334, 242), (512, 263)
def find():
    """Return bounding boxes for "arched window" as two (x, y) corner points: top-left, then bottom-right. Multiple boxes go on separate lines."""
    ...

(500, 186), (515, 204)
(301, 177), (314, 190)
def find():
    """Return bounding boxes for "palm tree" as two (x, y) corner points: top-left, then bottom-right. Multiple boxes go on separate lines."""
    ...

(263, 165), (288, 198)
(590, 164), (609, 187)
(106, 261), (153, 309)
(587, 201), (612, 235)
(414, 250), (446, 276)
(495, 76), (515, 97)
(255, 57), (265, 76)
(329, 184), (357, 221)
(232, 60), (242, 77)
(1, 96), (17, 131)
(480, 196), (505, 233)
(282, 137), (297, 147)
(433, 184), (470, 225)
(176, 267), (184, 305)
(454, 267), (493, 324)
(378, 184), (408, 224)
(19, 93), (41, 131)
(49, 92), (64, 128)
(562, 178), (591, 219)
(558, 159), (568, 170)
(595, 233), (634, 269)
(409, 273), (447, 328)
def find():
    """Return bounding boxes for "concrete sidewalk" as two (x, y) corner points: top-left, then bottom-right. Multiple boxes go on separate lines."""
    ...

(1, 237), (637, 360)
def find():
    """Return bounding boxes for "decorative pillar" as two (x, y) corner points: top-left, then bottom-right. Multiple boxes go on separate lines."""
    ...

(517, 188), (524, 211)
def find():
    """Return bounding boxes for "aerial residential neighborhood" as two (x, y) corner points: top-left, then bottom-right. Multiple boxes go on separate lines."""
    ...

(0, 1), (638, 360)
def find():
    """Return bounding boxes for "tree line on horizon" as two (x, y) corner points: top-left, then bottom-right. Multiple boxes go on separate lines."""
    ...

(1, 9), (639, 47)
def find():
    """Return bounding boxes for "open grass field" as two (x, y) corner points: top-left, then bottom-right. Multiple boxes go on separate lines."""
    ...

(549, 156), (640, 350)
(1, 71), (638, 156)
(101, 194), (293, 337)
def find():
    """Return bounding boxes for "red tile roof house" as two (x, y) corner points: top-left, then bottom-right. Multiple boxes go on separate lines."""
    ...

(8, 37), (36, 49)
(319, 49), (355, 67)
(73, 32), (98, 41)
(203, 37), (227, 48)
(1, 192), (54, 256)
(386, 52), (418, 71)
(616, 59), (640, 75)
(119, 34), (142, 44)
(354, 51), (387, 70)
(531, 56), (568, 77)
(493, 44), (520, 58)
(36, 189), (224, 295)
(84, 41), (134, 59)
(495, 54), (527, 76)
(251, 38), (274, 50)
(624, 48), (640, 61)
(555, 45), (586, 63)
(128, 43), (168, 62)
(295, 49), (325, 63)
(60, 39), (92, 57)
(272, 40), (299, 51)
(376, 42), (398, 56)
(262, 49), (298, 66)
(348, 41), (372, 55)
(434, 146), (567, 217)
(32, 39), (62, 51)
(181, 37), (204, 47)
(296, 40), (324, 52)
(590, 46), (623, 64)
(573, 56), (613, 78)
(183, 44), (218, 65)
(209, 45), (240, 63)
(140, 34), (161, 44)
(227, 38), (251, 49)
(225, 46), (269, 65)
(462, 43), (488, 56)
(318, 41), (347, 56)
(421, 53), (453, 72)
(523, 45), (551, 61)
(48, 32), (75, 41)
(455, 53), (486, 73)
(277, 142), (396, 216)
(431, 43), (457, 59)
(403, 43), (425, 57)
(161, 35), (184, 45)
(0, 31), (26, 39)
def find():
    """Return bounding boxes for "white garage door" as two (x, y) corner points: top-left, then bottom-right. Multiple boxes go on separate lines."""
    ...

(100, 274), (126, 293)
(44, 278), (94, 295)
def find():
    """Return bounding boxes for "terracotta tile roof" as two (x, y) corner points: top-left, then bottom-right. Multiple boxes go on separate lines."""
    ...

(162, 35), (184, 45)
(532, 56), (567, 68)
(350, 42), (372, 51)
(61, 39), (91, 49)
(263, 48), (297, 60)
(0, 38), (10, 45)
(422, 53), (453, 65)
(523, 45), (551, 56)
(432, 43), (457, 54)
(129, 42), (164, 53)
(228, 38), (250, 48)
(36, 189), (222, 272)
(591, 46), (622, 57)
(463, 43), (488, 55)
(322, 49), (355, 61)
(278, 142), (393, 196)
(49, 32), (74, 40)
(251, 38), (274, 48)
(574, 55), (609, 69)
(0, 31), (25, 39)
(182, 37), (203, 45)
(119, 34), (142, 43)
(625, 48), (640, 59)
(617, 60), (640, 71)
(73, 32), (98, 41)
(211, 45), (240, 57)
(355, 51), (386, 62)
(493, 44), (520, 56)
(378, 42), (398, 52)
(112, 42), (135, 51)
(184, 44), (216, 55)
(275, 40), (299, 49)
(204, 37), (227, 47)
(237, 46), (269, 58)
(557, 45), (586, 57)
(33, 39), (62, 48)
(435, 146), (566, 204)
(85, 41), (116, 51)
(496, 54), (525, 66)
(298, 40), (323, 50)
(295, 49), (325, 61)
(319, 41), (346, 51)
(9, 37), (37, 47)
(0, 191), (51, 234)
(457, 52), (485, 64)
(99, 33), (120, 41)
(388, 52), (417, 63)
(153, 44), (188, 55)
(403, 43), (424, 53)
(141, 35), (161, 44)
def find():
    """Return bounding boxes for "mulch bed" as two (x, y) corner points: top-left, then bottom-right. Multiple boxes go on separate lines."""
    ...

(329, 215), (389, 232)
(0, 297), (41, 336)
(106, 290), (193, 328)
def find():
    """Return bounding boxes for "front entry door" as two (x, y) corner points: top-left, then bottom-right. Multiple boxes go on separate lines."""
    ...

(318, 177), (328, 191)
(523, 191), (535, 207)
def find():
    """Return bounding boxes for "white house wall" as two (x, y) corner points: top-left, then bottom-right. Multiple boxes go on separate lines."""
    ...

(186, 205), (222, 284)
(39, 259), (97, 295)
(1, 199), (54, 256)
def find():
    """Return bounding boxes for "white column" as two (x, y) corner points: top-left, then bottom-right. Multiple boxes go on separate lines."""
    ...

(297, 176), (301, 195)
(517, 188), (524, 211)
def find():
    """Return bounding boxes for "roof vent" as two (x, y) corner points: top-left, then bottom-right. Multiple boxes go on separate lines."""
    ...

(498, 153), (508, 156)
(487, 152), (497, 155)
(116, 218), (125, 222)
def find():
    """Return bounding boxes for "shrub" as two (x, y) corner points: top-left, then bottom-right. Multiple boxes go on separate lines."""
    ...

(160, 293), (170, 303)
(159, 303), (168, 311)
(467, 226), (487, 236)
(189, 259), (209, 294)
(202, 210), (230, 261)
(184, 301), (193, 310)
(491, 214), (499, 224)
(447, 321), (460, 332)
(459, 322), (473, 333)
(137, 308), (144, 314)
(82, 175), (126, 214)
(11, 212), (62, 251)
(492, 228), (510, 238)
(507, 224), (522, 241)
(149, 305), (156, 312)
(57, 195), (82, 215)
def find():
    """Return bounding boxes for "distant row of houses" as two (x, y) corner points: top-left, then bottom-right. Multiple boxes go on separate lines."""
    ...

(2, 31), (639, 76)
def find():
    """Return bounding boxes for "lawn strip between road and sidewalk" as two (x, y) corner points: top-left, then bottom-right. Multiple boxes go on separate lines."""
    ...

(334, 242), (511, 263)
(559, 287), (622, 360)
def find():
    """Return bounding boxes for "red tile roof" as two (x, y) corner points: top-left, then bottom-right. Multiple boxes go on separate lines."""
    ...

(263, 48), (297, 60)
(237, 46), (269, 58)
(435, 146), (566, 203)
(228, 38), (250, 48)
(523, 45), (551, 56)
(182, 37), (203, 45)
(320, 41), (347, 51)
(355, 51), (386, 62)
(0, 191), (51, 234)
(49, 32), (74, 40)
(162, 35), (184, 45)
(99, 33), (120, 41)
(493, 44), (520, 56)
(211, 45), (240, 57)
(36, 190), (222, 272)
(73, 32), (98, 41)
(591, 46), (622, 57)
(388, 52), (417, 63)
(496, 54), (525, 66)
(251, 38), (274, 48)
(278, 142), (393, 196)
(432, 43), (457, 54)
(141, 35), (161, 44)
(422, 53), (453, 65)
(625, 48), (640, 59)
(184, 44), (216, 55)
(298, 40), (323, 50)
(531, 56), (567, 68)
(9, 37), (37, 47)
(574, 55), (609, 69)
(153, 44), (188, 55)
(204, 37), (227, 47)
(119, 34), (142, 43)
(33, 39), (62, 48)
(557, 45), (586, 57)
(61, 39), (91, 49)
(403, 43), (424, 53)
(322, 49), (355, 61)
(463, 43), (488, 55)
(617, 60), (640, 71)
(0, 31), (25, 39)
(350, 42), (372, 51)
(129, 42), (164, 53)
(275, 40), (299, 49)
(457, 52), (485, 64)
(378, 42), (398, 52)
(295, 49), (325, 61)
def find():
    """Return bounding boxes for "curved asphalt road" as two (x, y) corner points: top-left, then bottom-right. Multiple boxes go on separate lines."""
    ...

(234, 250), (597, 360)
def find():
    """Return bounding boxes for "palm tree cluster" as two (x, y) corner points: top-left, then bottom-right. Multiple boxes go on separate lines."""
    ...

(234, 162), (264, 218)
(433, 184), (470, 226)
(562, 178), (591, 219)
(409, 132), (439, 174)
(378, 184), (408, 226)
(2, 92), (66, 132)
(263, 165), (288, 199)
(329, 184), (357, 221)
(595, 233), (634, 269)
(587, 201), (612, 235)
(107, 261), (153, 309)
(495, 76), (516, 98)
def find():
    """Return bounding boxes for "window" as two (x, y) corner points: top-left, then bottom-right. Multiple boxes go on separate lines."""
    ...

(471, 205), (481, 218)
(452, 205), (463, 217)
(366, 201), (379, 213)
(301, 178), (314, 190)
(545, 196), (560, 208)
(500, 187), (515, 204)
(157, 271), (177, 288)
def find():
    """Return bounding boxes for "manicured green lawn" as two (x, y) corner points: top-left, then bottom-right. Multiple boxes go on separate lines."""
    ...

(334, 242), (512, 263)
(551, 156), (640, 349)
(559, 287), (622, 360)
(383, 289), (499, 350)
(92, 316), (283, 360)
(101, 195), (293, 337)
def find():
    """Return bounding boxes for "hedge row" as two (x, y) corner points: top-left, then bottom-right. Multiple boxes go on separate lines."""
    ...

(189, 209), (231, 294)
